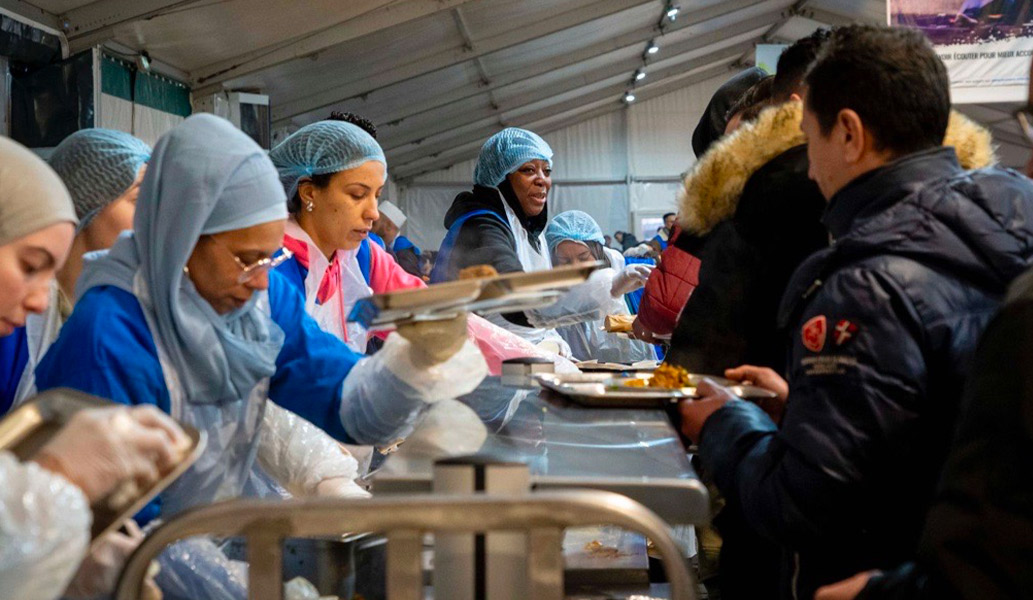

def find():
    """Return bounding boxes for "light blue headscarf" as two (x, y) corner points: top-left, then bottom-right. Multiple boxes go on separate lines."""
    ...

(269, 120), (386, 203)
(473, 127), (553, 188)
(545, 210), (606, 255)
(78, 114), (288, 405)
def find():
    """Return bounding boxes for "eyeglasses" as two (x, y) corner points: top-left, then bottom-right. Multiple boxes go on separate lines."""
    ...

(1014, 107), (1033, 147)
(205, 235), (293, 284)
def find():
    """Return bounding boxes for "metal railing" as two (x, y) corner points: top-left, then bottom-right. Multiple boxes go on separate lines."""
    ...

(116, 490), (699, 600)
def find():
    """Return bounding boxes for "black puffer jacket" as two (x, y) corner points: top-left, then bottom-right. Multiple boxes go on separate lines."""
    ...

(699, 147), (1033, 600)
(856, 268), (1033, 600)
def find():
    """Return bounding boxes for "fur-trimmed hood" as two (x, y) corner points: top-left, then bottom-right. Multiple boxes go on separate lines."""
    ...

(677, 101), (998, 235)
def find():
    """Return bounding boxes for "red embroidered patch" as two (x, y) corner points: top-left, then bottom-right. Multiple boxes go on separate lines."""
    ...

(834, 319), (858, 346)
(802, 315), (827, 353)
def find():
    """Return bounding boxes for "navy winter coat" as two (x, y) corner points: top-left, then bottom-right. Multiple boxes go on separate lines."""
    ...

(698, 147), (1033, 600)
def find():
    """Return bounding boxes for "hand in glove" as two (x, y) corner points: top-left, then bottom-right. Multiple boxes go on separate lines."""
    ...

(396, 312), (469, 366)
(34, 405), (191, 503)
(314, 476), (372, 499)
(64, 520), (162, 599)
(610, 263), (654, 297)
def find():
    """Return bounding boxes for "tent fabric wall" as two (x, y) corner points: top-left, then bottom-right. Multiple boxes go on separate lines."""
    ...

(396, 72), (731, 255)
(98, 54), (190, 146)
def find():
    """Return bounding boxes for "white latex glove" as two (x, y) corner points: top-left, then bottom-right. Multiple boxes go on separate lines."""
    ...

(64, 520), (162, 599)
(314, 476), (371, 499)
(396, 312), (469, 366)
(33, 405), (191, 504)
(610, 263), (654, 297)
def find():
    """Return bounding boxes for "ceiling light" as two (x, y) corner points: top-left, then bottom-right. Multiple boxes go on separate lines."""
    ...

(666, 5), (680, 20)
(624, 92), (637, 103)
(635, 69), (646, 81)
(646, 41), (659, 55)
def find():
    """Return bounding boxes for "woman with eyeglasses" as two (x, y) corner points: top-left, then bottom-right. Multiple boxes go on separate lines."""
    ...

(267, 120), (578, 377)
(33, 114), (488, 524)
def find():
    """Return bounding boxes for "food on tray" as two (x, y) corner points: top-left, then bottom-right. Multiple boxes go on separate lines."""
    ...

(650, 363), (692, 388)
(604, 313), (635, 333)
(457, 264), (499, 280)
(619, 363), (693, 389)
(584, 539), (623, 558)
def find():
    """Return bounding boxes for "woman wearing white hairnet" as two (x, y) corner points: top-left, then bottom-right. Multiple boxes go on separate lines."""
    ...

(267, 121), (578, 375)
(545, 211), (655, 363)
(35, 114), (488, 529)
(0, 136), (186, 600)
(431, 128), (618, 353)
(0, 129), (151, 410)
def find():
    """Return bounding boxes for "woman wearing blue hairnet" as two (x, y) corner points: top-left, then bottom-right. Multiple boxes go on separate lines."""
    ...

(545, 211), (655, 363)
(34, 115), (488, 530)
(0, 129), (151, 412)
(267, 120), (577, 375)
(431, 128), (620, 353)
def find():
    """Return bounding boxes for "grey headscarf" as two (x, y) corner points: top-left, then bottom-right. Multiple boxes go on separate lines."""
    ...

(78, 114), (288, 405)
(0, 137), (77, 246)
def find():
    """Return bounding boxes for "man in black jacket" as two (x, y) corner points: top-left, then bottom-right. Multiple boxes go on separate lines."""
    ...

(815, 54), (1033, 600)
(680, 25), (1033, 600)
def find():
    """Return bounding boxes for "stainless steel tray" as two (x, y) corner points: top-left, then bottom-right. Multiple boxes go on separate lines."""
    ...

(537, 372), (777, 408)
(576, 359), (659, 373)
(348, 262), (603, 328)
(0, 388), (204, 543)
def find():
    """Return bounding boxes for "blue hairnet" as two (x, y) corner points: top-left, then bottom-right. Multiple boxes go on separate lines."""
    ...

(545, 210), (606, 255)
(268, 121), (386, 202)
(473, 127), (553, 188)
(48, 128), (150, 230)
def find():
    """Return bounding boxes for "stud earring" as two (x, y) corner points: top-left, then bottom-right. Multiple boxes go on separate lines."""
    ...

(305, 200), (315, 213)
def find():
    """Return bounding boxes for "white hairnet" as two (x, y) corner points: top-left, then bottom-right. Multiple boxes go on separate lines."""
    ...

(268, 120), (387, 202)
(545, 210), (606, 255)
(48, 128), (150, 231)
(473, 127), (553, 188)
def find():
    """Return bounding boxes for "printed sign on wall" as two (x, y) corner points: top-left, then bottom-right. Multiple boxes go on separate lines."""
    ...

(890, 0), (1033, 103)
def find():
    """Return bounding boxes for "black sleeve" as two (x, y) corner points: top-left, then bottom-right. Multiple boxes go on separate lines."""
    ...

(861, 299), (1033, 600)
(699, 267), (928, 548)
(392, 248), (423, 278)
(449, 215), (531, 327)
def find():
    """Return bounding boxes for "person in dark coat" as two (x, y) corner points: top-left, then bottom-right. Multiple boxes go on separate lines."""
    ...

(814, 52), (1033, 600)
(680, 25), (1028, 600)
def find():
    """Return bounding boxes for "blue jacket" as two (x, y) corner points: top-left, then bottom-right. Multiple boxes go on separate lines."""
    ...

(698, 148), (1033, 599)
(35, 270), (361, 443)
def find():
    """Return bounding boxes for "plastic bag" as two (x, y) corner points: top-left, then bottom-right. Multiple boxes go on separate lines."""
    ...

(467, 313), (578, 375)
(0, 451), (91, 600)
(257, 402), (368, 499)
(339, 334), (487, 445)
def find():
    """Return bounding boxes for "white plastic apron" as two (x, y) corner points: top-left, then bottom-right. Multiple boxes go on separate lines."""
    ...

(483, 194), (564, 347)
(285, 220), (371, 353)
(556, 248), (655, 363)
(134, 272), (269, 517)
(12, 282), (65, 407)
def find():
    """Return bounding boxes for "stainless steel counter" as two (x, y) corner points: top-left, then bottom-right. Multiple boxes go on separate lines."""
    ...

(369, 377), (709, 525)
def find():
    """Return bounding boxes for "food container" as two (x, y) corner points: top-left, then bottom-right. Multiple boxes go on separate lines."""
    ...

(0, 388), (204, 543)
(348, 262), (603, 329)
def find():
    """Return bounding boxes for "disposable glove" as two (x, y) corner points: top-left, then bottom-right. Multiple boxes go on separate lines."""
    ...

(64, 520), (162, 599)
(610, 263), (654, 297)
(34, 405), (191, 503)
(396, 312), (469, 366)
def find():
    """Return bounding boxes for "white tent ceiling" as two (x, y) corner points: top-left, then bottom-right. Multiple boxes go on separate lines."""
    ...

(1, 0), (1026, 175)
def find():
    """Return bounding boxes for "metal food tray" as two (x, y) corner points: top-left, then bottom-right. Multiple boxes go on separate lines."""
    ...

(537, 372), (777, 408)
(576, 359), (659, 372)
(348, 261), (603, 328)
(0, 388), (204, 544)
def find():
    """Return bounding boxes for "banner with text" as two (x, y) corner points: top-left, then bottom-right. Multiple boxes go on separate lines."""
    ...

(890, 0), (1033, 103)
